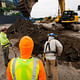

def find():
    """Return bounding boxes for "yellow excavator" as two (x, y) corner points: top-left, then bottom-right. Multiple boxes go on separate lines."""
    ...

(54, 0), (79, 30)
(16, 0), (79, 30)
(55, 0), (79, 23)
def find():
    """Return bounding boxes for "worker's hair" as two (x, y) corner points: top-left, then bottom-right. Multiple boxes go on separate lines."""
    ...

(1, 26), (7, 31)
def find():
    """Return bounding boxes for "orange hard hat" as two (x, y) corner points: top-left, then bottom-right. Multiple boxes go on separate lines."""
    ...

(19, 36), (34, 59)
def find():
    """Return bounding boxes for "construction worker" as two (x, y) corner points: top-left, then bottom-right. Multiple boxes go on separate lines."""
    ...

(44, 33), (63, 80)
(7, 36), (46, 80)
(0, 26), (11, 67)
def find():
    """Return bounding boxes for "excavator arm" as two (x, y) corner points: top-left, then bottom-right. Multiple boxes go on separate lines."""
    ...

(16, 0), (65, 18)
(58, 0), (65, 16)
(15, 0), (65, 21)
(16, 0), (79, 25)
(54, 0), (65, 22)
(16, 0), (38, 19)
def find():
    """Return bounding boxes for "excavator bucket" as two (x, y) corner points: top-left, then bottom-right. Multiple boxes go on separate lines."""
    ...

(15, 0), (38, 20)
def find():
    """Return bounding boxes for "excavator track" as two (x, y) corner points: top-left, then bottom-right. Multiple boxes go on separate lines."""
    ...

(62, 23), (80, 31)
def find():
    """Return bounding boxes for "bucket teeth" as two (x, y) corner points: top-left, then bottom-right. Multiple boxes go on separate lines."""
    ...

(17, 0), (30, 18)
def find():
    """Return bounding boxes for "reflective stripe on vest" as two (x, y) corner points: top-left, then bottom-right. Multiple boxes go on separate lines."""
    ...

(12, 58), (17, 80)
(32, 58), (36, 80)
(11, 57), (39, 80)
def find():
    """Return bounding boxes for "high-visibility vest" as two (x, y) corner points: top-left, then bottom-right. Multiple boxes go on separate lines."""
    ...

(0, 32), (10, 46)
(10, 57), (39, 80)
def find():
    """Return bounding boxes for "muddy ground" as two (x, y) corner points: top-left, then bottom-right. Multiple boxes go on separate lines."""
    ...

(0, 17), (80, 80)
(7, 17), (80, 62)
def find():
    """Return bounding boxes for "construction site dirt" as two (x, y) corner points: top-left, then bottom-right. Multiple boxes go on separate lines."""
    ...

(7, 17), (80, 62)
(0, 16), (80, 80)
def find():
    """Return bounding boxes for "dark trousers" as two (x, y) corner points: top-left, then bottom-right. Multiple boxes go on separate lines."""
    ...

(2, 46), (9, 67)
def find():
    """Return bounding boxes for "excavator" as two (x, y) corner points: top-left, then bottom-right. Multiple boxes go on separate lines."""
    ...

(55, 0), (79, 23)
(15, 0), (80, 30)
(55, 0), (80, 30)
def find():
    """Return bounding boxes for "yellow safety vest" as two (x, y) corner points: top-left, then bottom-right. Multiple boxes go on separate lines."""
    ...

(10, 57), (39, 80)
(0, 32), (10, 46)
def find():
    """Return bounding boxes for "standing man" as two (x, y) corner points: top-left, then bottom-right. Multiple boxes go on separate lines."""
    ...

(0, 26), (11, 67)
(7, 36), (46, 80)
(44, 33), (63, 80)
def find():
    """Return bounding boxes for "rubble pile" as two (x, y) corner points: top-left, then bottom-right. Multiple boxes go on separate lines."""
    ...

(58, 35), (80, 62)
(7, 17), (54, 55)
